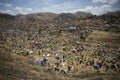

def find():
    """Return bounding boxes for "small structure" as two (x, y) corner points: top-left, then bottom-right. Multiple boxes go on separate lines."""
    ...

(69, 26), (76, 31)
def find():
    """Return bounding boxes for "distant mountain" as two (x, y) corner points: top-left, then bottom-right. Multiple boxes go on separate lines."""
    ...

(1, 11), (120, 21)
(74, 11), (93, 18)
(100, 11), (120, 18)
(0, 11), (94, 22)
(0, 11), (120, 25)
(15, 12), (59, 21)
(55, 11), (93, 20)
(0, 13), (15, 20)
(99, 11), (120, 24)
(14, 11), (94, 21)
(0, 13), (15, 30)
(54, 13), (77, 20)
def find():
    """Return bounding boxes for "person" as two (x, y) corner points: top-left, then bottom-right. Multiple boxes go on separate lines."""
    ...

(37, 59), (41, 65)
(55, 59), (60, 67)
(94, 62), (102, 72)
(41, 55), (48, 66)
(47, 54), (51, 57)
(61, 60), (65, 67)
(55, 54), (60, 60)
(43, 55), (48, 61)
(60, 69), (67, 75)
(38, 51), (41, 55)
(67, 65), (74, 73)
(34, 56), (41, 65)
(61, 54), (66, 59)
(54, 65), (60, 72)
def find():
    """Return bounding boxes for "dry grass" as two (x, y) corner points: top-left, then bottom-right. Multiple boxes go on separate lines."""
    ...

(0, 40), (120, 80)
(88, 31), (120, 46)
(89, 31), (119, 39)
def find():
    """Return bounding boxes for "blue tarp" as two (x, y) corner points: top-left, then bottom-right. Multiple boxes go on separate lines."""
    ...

(69, 26), (76, 30)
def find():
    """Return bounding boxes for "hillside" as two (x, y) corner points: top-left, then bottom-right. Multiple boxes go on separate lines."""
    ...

(101, 11), (120, 18)
(0, 11), (94, 31)
(99, 11), (120, 25)
(15, 11), (93, 21)
(0, 10), (120, 80)
(0, 13), (15, 19)
(74, 11), (93, 18)
(16, 12), (59, 21)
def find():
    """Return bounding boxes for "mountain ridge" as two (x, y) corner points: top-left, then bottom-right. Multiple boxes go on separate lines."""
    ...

(0, 11), (93, 20)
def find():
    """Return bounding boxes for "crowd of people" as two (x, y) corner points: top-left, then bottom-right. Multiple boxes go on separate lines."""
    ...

(4, 24), (119, 75)
(29, 37), (120, 75)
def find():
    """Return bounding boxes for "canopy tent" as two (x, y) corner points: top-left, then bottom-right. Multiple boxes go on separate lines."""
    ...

(69, 26), (76, 31)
